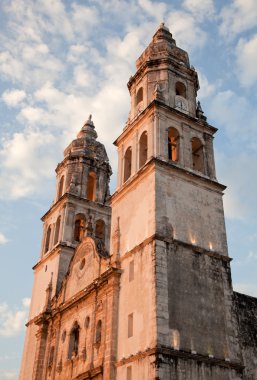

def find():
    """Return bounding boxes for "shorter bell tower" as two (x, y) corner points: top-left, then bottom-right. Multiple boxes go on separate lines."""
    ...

(20, 116), (112, 380)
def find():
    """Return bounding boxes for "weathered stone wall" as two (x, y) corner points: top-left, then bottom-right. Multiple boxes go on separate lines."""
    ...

(234, 292), (257, 380)
(111, 165), (156, 256)
(117, 241), (157, 362)
(155, 162), (228, 256)
(116, 353), (156, 380)
(166, 242), (241, 362)
(156, 355), (243, 380)
(29, 251), (61, 319)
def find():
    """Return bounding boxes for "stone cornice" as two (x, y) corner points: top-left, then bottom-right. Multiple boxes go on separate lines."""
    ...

(32, 242), (75, 270)
(114, 99), (217, 147)
(116, 346), (244, 372)
(41, 192), (111, 221)
(127, 57), (196, 90)
(119, 233), (231, 263)
(154, 157), (226, 192)
(110, 158), (155, 204)
(111, 157), (226, 206)
(74, 365), (103, 379)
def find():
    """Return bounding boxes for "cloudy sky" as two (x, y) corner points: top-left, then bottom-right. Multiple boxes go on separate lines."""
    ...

(0, 0), (257, 378)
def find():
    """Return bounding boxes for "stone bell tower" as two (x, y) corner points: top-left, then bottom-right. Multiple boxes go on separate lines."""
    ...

(20, 116), (112, 380)
(111, 23), (244, 379)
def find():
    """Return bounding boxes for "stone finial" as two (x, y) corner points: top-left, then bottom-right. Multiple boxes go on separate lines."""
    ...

(196, 101), (203, 113)
(111, 217), (121, 266)
(77, 114), (98, 139)
(85, 114), (94, 128)
(159, 22), (169, 32)
(44, 272), (53, 311)
(196, 101), (207, 121)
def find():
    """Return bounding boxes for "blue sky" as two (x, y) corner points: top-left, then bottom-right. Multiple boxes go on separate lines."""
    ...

(0, 0), (257, 378)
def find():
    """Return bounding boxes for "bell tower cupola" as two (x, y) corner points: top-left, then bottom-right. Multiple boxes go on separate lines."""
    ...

(127, 22), (199, 121)
(56, 114), (111, 205)
(115, 23), (216, 190)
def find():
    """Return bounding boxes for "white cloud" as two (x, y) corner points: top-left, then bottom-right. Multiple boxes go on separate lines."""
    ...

(166, 11), (207, 52)
(71, 3), (98, 36)
(234, 282), (257, 297)
(0, 51), (24, 83)
(138, 0), (167, 21)
(0, 129), (58, 199)
(73, 65), (93, 88)
(183, 0), (215, 20)
(2, 89), (26, 107)
(197, 71), (218, 99)
(216, 151), (257, 221)
(22, 298), (31, 308)
(2, 371), (18, 380)
(0, 298), (30, 337)
(208, 89), (257, 220)
(247, 251), (257, 262)
(236, 35), (257, 87)
(209, 90), (257, 143)
(0, 233), (8, 245)
(219, 0), (257, 37)
(67, 44), (88, 63)
(18, 106), (46, 124)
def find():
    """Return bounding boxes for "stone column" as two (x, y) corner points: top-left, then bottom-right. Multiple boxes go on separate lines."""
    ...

(154, 112), (159, 157)
(204, 133), (216, 180)
(131, 132), (137, 176)
(102, 273), (121, 380)
(96, 170), (105, 203)
(155, 240), (170, 347)
(63, 203), (75, 243)
(81, 165), (89, 198)
(59, 204), (66, 242)
(183, 126), (192, 169)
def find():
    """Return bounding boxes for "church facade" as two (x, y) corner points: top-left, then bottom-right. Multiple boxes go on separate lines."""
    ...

(20, 24), (257, 380)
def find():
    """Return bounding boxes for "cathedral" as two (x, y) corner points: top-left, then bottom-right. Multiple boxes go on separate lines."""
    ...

(20, 24), (257, 380)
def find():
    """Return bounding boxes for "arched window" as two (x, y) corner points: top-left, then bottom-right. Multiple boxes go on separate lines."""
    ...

(74, 214), (86, 242)
(191, 137), (204, 173)
(175, 81), (186, 98)
(58, 175), (64, 199)
(124, 147), (132, 183)
(139, 131), (148, 168)
(95, 320), (102, 344)
(68, 322), (80, 359)
(45, 225), (52, 253)
(54, 216), (61, 245)
(168, 128), (179, 162)
(87, 171), (96, 201)
(136, 87), (143, 105)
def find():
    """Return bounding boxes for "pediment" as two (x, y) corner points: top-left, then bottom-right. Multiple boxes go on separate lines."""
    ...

(63, 237), (109, 301)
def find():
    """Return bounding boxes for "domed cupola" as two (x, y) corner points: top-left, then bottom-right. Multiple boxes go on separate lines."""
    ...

(55, 115), (112, 205)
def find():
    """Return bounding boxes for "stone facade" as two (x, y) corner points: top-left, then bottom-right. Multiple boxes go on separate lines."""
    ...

(20, 24), (257, 380)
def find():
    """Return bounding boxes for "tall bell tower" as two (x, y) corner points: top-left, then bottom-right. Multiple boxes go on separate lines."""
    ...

(20, 116), (112, 380)
(111, 23), (244, 379)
